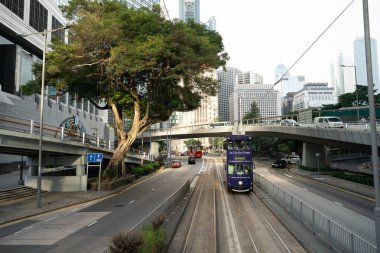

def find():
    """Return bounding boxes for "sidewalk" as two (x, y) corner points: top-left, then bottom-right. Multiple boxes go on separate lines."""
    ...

(0, 172), (158, 227)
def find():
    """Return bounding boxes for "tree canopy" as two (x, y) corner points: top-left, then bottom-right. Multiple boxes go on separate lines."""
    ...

(22, 0), (228, 175)
(321, 85), (380, 110)
(243, 101), (260, 120)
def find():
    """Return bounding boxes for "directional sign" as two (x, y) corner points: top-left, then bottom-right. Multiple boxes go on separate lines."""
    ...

(87, 153), (103, 163)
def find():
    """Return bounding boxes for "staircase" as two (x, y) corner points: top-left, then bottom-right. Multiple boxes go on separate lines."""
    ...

(0, 186), (42, 203)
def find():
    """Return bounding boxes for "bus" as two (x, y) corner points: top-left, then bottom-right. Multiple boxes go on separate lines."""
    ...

(194, 145), (203, 158)
(224, 135), (254, 192)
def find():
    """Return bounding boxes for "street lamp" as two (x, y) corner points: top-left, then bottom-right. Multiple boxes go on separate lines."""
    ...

(20, 26), (70, 208)
(315, 153), (320, 173)
(340, 64), (359, 123)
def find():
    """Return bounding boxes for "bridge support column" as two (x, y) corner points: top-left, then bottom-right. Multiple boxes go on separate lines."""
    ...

(150, 142), (160, 159)
(302, 143), (329, 169)
(26, 156), (39, 176)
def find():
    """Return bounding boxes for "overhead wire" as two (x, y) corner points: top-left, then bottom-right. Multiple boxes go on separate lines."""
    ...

(258, 0), (357, 102)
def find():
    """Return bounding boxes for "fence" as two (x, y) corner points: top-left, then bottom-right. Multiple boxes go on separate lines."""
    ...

(254, 173), (376, 253)
(100, 180), (190, 253)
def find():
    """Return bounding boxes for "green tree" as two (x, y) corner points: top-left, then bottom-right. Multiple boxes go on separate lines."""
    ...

(243, 101), (260, 120)
(184, 139), (202, 148)
(209, 137), (224, 152)
(21, 1), (228, 176)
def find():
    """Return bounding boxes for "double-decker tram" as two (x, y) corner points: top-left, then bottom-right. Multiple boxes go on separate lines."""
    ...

(224, 134), (254, 192)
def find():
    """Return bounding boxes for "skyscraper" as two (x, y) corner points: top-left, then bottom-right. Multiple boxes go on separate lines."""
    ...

(274, 64), (305, 98)
(123, 0), (160, 9)
(179, 0), (200, 24)
(331, 53), (345, 97)
(207, 16), (216, 31)
(217, 67), (242, 122)
(353, 37), (380, 91)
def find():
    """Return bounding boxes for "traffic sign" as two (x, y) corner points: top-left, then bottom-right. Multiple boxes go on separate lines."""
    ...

(87, 153), (103, 163)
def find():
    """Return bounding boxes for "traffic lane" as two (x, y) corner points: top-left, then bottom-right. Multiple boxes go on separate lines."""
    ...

(0, 160), (202, 253)
(256, 162), (374, 219)
(43, 161), (202, 252)
(254, 163), (375, 244)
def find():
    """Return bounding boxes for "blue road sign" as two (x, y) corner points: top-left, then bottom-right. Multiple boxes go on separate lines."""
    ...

(87, 153), (103, 163)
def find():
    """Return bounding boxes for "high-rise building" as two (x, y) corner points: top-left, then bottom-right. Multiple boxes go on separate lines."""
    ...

(353, 37), (380, 91)
(293, 83), (336, 112)
(123, 0), (160, 9)
(331, 53), (345, 97)
(217, 67), (242, 122)
(179, 0), (200, 24)
(229, 84), (281, 123)
(237, 71), (263, 85)
(0, 0), (113, 146)
(207, 16), (216, 31)
(274, 64), (305, 97)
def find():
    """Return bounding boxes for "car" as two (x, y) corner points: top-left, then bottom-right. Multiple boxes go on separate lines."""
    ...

(280, 119), (300, 126)
(314, 116), (344, 128)
(272, 160), (287, 168)
(171, 159), (182, 168)
(188, 156), (196, 164)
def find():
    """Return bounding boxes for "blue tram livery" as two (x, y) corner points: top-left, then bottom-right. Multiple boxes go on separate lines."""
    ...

(224, 134), (254, 192)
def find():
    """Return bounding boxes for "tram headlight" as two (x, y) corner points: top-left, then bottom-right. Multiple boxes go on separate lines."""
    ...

(238, 181), (243, 185)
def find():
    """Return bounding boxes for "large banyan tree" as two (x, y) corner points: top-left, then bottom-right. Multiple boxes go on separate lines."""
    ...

(22, 0), (228, 176)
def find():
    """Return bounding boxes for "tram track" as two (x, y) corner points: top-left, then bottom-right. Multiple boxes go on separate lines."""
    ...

(168, 159), (307, 253)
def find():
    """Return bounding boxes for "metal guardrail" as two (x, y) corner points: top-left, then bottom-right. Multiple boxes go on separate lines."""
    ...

(0, 113), (112, 150)
(100, 180), (190, 253)
(254, 173), (376, 253)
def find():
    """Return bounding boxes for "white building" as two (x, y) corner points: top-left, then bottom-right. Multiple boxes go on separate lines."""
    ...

(293, 83), (337, 112)
(331, 53), (346, 97)
(217, 66), (242, 122)
(353, 37), (380, 91)
(274, 64), (305, 97)
(237, 71), (263, 85)
(229, 84), (281, 123)
(179, 0), (200, 24)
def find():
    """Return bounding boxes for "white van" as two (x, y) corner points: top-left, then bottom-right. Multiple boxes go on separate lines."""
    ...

(314, 116), (344, 128)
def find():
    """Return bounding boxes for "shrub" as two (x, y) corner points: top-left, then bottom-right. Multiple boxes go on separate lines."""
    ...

(103, 166), (118, 179)
(131, 167), (145, 177)
(140, 214), (166, 253)
(109, 230), (144, 253)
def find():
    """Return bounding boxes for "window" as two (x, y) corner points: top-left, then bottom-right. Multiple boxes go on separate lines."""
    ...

(29, 0), (47, 32)
(0, 0), (24, 19)
(51, 16), (65, 42)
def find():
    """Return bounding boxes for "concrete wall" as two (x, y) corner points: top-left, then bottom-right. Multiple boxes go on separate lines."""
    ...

(25, 175), (87, 192)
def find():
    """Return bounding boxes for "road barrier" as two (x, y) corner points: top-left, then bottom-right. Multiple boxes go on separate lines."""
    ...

(254, 173), (376, 253)
(100, 180), (190, 253)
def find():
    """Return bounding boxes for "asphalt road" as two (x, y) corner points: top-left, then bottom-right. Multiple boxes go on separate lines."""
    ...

(255, 160), (375, 245)
(0, 157), (202, 253)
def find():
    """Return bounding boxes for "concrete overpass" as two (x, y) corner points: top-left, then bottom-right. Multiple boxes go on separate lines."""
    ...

(141, 122), (380, 167)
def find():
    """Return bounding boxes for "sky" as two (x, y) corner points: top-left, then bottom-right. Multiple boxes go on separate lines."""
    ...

(162, 0), (380, 85)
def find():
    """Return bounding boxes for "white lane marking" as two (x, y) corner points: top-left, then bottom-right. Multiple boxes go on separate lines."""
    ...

(303, 188), (308, 191)
(129, 200), (135, 204)
(315, 177), (326, 180)
(164, 180), (168, 183)
(152, 188), (156, 191)
(83, 201), (94, 207)
(260, 173), (264, 176)
(72, 208), (79, 212)
(15, 226), (33, 234)
(284, 174), (293, 178)
(87, 220), (98, 227)
(45, 216), (58, 222)
(335, 202), (343, 206)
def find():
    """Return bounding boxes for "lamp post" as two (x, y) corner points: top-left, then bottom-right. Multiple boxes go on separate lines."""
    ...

(340, 64), (359, 123)
(315, 153), (320, 173)
(20, 26), (70, 208)
(362, 1), (380, 252)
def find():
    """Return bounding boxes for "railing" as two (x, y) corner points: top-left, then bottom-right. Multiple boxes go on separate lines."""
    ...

(100, 180), (190, 253)
(254, 173), (376, 253)
(0, 113), (112, 150)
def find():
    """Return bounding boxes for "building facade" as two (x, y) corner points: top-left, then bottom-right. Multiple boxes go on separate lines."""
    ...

(274, 64), (305, 98)
(353, 37), (380, 92)
(293, 83), (336, 112)
(179, 0), (200, 24)
(229, 84), (281, 123)
(123, 0), (160, 9)
(237, 71), (263, 85)
(217, 67), (242, 122)
(0, 0), (113, 147)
